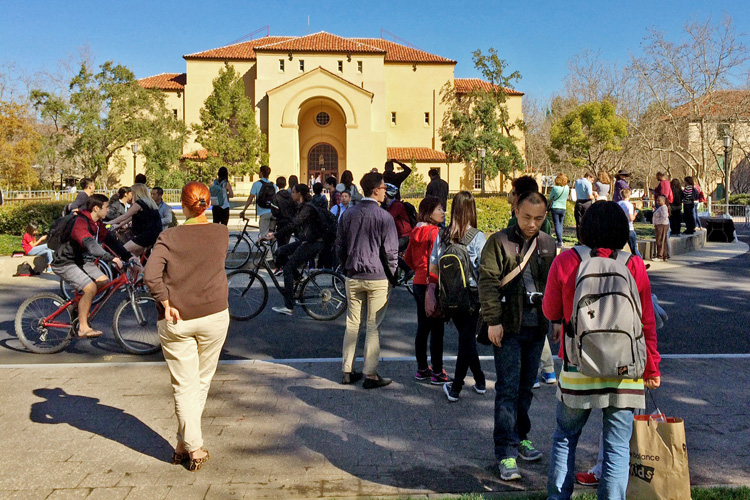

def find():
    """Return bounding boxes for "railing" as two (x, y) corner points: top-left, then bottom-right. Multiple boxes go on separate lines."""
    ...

(1, 190), (118, 206)
(708, 203), (750, 226)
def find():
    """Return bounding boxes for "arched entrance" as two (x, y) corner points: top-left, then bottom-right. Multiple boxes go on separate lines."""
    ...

(308, 143), (338, 183)
(298, 97), (346, 184)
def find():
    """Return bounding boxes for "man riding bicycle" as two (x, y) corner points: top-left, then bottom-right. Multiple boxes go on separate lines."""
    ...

(51, 194), (141, 338)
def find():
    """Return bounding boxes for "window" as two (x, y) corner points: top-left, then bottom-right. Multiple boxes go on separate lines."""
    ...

(357, 61), (363, 73)
(316, 111), (330, 126)
(424, 112), (430, 125)
(391, 112), (397, 126)
(172, 109), (178, 118)
(299, 60), (305, 71)
(337, 60), (343, 72)
(474, 170), (483, 190)
(233, 175), (244, 184)
(279, 59), (285, 72)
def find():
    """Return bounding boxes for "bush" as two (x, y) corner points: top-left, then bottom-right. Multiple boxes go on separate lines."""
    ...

(729, 194), (750, 205)
(0, 201), (68, 235)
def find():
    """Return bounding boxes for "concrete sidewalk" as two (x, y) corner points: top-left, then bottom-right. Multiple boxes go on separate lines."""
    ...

(1, 357), (749, 499)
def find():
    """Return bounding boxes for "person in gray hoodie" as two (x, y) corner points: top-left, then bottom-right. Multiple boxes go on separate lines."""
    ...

(336, 172), (398, 389)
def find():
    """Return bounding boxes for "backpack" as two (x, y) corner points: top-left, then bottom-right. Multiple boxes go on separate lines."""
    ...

(438, 227), (480, 314)
(47, 213), (80, 251)
(566, 246), (646, 379)
(313, 204), (338, 242)
(209, 180), (227, 207)
(270, 190), (295, 220)
(403, 201), (418, 228)
(256, 180), (276, 209)
(14, 262), (37, 277)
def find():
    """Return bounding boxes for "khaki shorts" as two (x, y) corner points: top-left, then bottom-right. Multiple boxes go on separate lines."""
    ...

(52, 261), (106, 292)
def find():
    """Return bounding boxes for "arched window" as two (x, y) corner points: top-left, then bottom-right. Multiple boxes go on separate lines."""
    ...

(308, 143), (338, 179)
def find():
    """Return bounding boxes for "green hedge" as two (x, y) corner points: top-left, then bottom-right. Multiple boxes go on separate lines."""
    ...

(729, 194), (750, 205)
(0, 201), (67, 235)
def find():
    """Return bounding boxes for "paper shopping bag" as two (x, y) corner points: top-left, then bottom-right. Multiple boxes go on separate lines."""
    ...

(627, 415), (691, 500)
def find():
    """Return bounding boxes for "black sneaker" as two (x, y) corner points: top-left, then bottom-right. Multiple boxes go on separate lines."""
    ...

(362, 374), (392, 389)
(341, 371), (364, 385)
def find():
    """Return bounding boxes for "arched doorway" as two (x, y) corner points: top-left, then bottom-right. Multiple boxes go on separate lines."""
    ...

(308, 143), (338, 183)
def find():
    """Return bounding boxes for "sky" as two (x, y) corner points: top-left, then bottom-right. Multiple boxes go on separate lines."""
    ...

(2, 0), (750, 102)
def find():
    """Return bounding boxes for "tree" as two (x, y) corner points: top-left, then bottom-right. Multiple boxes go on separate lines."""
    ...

(440, 48), (524, 185)
(549, 100), (628, 174)
(192, 63), (268, 178)
(29, 90), (74, 188)
(400, 159), (427, 196)
(0, 101), (41, 189)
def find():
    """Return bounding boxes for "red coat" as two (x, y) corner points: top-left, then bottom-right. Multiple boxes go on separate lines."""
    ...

(404, 224), (440, 285)
(386, 200), (413, 239)
(654, 180), (673, 204)
(542, 248), (661, 380)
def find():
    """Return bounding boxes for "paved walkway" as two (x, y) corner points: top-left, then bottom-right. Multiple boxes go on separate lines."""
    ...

(1, 357), (749, 499)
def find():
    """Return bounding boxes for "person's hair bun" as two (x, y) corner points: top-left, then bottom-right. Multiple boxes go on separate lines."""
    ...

(181, 182), (211, 216)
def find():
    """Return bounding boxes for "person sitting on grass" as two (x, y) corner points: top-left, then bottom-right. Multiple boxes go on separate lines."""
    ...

(22, 222), (54, 272)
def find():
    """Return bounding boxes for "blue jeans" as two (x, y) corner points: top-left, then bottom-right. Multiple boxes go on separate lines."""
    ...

(627, 230), (641, 257)
(492, 327), (545, 459)
(27, 244), (54, 265)
(547, 403), (634, 500)
(551, 209), (566, 245)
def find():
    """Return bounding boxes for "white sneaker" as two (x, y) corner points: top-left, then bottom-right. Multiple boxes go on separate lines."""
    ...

(652, 257), (663, 262)
(271, 306), (294, 316)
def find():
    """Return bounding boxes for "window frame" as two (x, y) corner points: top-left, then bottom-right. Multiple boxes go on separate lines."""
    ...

(357, 61), (363, 73)
(299, 59), (305, 72)
(279, 59), (285, 72)
(391, 112), (397, 126)
(337, 60), (343, 72)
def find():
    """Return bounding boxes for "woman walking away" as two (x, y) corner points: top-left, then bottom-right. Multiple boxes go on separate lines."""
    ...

(109, 183), (162, 256)
(404, 196), (451, 385)
(144, 182), (230, 472)
(593, 171), (611, 201)
(426, 191), (487, 402)
(549, 174), (570, 248)
(543, 201), (661, 500)
(682, 177), (697, 235)
(210, 167), (233, 225)
(669, 178), (683, 236)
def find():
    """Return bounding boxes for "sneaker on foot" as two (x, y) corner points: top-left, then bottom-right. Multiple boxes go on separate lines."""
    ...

(415, 367), (432, 381)
(532, 379), (541, 389)
(541, 371), (557, 385)
(576, 471), (600, 486)
(518, 439), (543, 461)
(498, 457), (521, 481)
(362, 374), (392, 389)
(271, 306), (294, 316)
(652, 257), (663, 262)
(443, 382), (460, 402)
(473, 383), (486, 394)
(341, 371), (364, 385)
(430, 369), (452, 385)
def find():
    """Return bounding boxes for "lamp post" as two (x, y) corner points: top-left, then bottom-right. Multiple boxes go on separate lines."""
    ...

(131, 141), (139, 184)
(478, 147), (486, 194)
(723, 133), (731, 215)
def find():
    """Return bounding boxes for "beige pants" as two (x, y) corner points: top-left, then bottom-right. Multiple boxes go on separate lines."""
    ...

(342, 278), (390, 376)
(159, 308), (229, 452)
(540, 335), (554, 374)
(258, 212), (274, 238)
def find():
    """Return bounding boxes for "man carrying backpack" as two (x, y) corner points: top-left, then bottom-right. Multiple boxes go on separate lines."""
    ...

(240, 165), (276, 238)
(269, 176), (296, 247)
(478, 191), (557, 482)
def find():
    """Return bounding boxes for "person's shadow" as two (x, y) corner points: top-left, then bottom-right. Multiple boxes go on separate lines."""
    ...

(30, 388), (172, 463)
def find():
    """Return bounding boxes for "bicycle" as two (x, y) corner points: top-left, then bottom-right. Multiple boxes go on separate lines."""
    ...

(59, 258), (113, 305)
(226, 240), (347, 321)
(15, 262), (160, 355)
(225, 219), (277, 269)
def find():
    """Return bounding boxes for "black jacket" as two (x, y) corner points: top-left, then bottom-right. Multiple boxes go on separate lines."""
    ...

(275, 201), (322, 243)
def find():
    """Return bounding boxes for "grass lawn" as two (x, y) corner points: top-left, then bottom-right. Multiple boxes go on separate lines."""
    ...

(0, 234), (21, 256)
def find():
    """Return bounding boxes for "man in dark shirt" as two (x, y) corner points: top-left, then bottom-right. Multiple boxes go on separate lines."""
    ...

(66, 178), (95, 214)
(425, 168), (449, 211)
(383, 160), (412, 197)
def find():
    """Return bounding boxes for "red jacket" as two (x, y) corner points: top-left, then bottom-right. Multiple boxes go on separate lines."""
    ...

(404, 224), (440, 285)
(654, 180), (673, 204)
(386, 200), (413, 238)
(542, 248), (661, 380)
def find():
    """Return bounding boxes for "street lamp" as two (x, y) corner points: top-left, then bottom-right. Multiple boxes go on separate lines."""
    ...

(131, 141), (139, 184)
(478, 147), (486, 194)
(723, 133), (731, 215)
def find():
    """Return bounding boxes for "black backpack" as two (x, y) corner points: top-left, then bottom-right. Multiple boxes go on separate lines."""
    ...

(270, 190), (296, 220)
(14, 262), (37, 277)
(256, 180), (276, 209)
(47, 213), (80, 251)
(403, 201), (418, 228)
(438, 227), (480, 314)
(313, 204), (338, 242)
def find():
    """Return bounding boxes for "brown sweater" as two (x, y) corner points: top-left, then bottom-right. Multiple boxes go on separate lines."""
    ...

(144, 223), (229, 321)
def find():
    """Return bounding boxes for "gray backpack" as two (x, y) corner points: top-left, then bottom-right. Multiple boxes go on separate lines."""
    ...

(566, 246), (646, 379)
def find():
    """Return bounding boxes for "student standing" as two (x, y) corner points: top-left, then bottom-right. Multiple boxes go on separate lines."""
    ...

(573, 173), (595, 243)
(549, 174), (570, 248)
(617, 189), (641, 257)
(653, 196), (670, 261)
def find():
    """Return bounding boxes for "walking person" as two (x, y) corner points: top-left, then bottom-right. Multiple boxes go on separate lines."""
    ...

(611, 170), (630, 203)
(209, 167), (233, 225)
(144, 182), (230, 472)
(653, 196), (670, 262)
(549, 174), (570, 248)
(593, 171), (611, 201)
(404, 196), (451, 385)
(543, 201), (661, 500)
(240, 166), (276, 238)
(337, 172), (398, 389)
(425, 168), (449, 213)
(479, 191), (556, 481)
(426, 191), (487, 402)
(682, 177), (697, 235)
(617, 189), (642, 257)
(269, 177), (296, 247)
(573, 173), (595, 243)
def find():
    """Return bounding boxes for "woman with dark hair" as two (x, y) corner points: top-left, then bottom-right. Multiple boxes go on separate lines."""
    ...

(543, 201), (661, 499)
(210, 167), (233, 225)
(669, 178), (683, 236)
(287, 175), (299, 194)
(427, 191), (487, 402)
(404, 196), (450, 384)
(144, 182), (229, 472)
(338, 170), (363, 205)
(682, 176), (697, 235)
(109, 183), (162, 256)
(105, 187), (132, 222)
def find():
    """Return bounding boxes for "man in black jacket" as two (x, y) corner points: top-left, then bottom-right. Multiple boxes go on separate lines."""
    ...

(425, 168), (449, 212)
(270, 177), (296, 246)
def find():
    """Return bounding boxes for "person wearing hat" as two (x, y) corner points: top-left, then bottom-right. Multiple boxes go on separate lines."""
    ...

(612, 170), (630, 203)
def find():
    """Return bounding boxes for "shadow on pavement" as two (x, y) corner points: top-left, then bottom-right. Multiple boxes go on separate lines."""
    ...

(29, 387), (172, 463)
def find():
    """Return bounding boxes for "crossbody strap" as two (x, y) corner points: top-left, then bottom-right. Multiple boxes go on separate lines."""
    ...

(498, 236), (537, 288)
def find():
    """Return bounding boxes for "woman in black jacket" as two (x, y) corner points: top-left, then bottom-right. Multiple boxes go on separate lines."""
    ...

(669, 178), (683, 237)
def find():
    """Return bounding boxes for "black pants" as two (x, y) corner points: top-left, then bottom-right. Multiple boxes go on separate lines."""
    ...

(574, 201), (592, 243)
(275, 240), (323, 309)
(450, 309), (485, 394)
(683, 203), (696, 234)
(669, 206), (682, 236)
(413, 284), (445, 373)
(212, 206), (230, 225)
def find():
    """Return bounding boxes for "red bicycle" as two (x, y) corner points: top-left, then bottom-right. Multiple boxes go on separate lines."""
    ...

(15, 262), (160, 355)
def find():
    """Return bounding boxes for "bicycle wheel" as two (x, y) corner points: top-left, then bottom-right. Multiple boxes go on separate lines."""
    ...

(59, 260), (112, 304)
(300, 270), (347, 321)
(225, 234), (252, 269)
(227, 270), (268, 320)
(15, 293), (74, 354)
(112, 293), (160, 355)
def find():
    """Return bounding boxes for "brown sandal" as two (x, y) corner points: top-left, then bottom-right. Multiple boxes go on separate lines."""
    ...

(171, 451), (189, 465)
(188, 449), (210, 471)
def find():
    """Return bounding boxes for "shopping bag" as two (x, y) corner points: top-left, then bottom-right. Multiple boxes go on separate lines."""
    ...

(626, 414), (691, 500)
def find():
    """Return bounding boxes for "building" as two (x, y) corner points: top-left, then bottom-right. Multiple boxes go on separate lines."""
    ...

(136, 31), (525, 193)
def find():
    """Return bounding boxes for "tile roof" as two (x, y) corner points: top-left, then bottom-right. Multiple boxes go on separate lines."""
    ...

(255, 31), (385, 54)
(387, 147), (447, 162)
(181, 148), (214, 160)
(351, 38), (455, 63)
(267, 66), (374, 97)
(454, 78), (523, 96)
(669, 90), (750, 120)
(138, 73), (186, 91)
(184, 36), (293, 60)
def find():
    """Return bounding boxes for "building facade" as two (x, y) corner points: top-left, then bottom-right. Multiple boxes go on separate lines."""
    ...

(136, 32), (524, 193)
